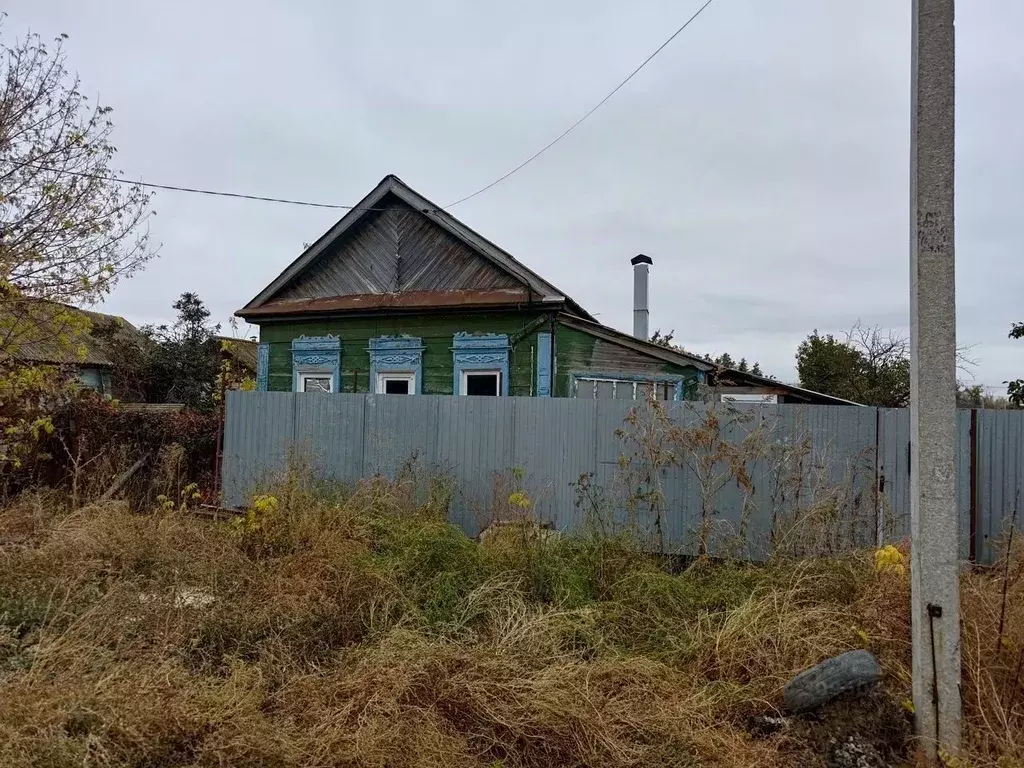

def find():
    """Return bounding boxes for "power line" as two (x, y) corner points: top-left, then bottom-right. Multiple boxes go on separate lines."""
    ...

(19, 1), (717, 214)
(23, 165), (393, 212)
(445, 0), (718, 208)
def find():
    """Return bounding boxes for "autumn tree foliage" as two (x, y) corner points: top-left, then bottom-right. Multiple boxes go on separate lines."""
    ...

(796, 325), (911, 408)
(1, 23), (155, 467)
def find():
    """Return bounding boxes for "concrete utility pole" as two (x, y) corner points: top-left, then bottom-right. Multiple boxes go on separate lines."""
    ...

(910, 0), (961, 761)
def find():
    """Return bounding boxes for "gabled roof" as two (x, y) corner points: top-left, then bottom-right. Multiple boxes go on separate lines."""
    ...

(238, 174), (594, 321)
(0, 300), (150, 368)
(216, 336), (258, 372)
(559, 314), (863, 406)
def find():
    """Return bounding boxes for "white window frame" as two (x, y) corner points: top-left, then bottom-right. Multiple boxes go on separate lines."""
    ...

(720, 393), (778, 404)
(571, 375), (682, 401)
(460, 369), (502, 396)
(298, 371), (334, 393)
(376, 371), (416, 395)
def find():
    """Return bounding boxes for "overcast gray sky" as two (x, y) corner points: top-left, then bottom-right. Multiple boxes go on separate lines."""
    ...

(8, 1), (1022, 390)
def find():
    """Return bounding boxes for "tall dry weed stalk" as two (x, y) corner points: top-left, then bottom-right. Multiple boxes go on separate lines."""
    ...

(1, 461), (1021, 767)
(614, 398), (886, 560)
(615, 399), (775, 558)
(0, 469), (886, 767)
(765, 433), (880, 558)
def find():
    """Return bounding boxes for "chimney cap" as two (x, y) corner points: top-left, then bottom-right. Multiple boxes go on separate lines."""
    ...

(630, 254), (653, 266)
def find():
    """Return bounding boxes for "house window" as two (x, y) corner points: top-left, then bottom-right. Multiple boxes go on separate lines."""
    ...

(461, 370), (501, 396)
(369, 336), (424, 395)
(376, 371), (416, 395)
(571, 373), (688, 401)
(291, 335), (341, 393)
(299, 372), (333, 393)
(452, 333), (509, 396)
(721, 393), (778, 404)
(78, 367), (104, 393)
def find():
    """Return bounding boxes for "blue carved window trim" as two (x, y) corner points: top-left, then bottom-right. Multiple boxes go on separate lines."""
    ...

(368, 335), (424, 394)
(291, 335), (341, 393)
(256, 342), (270, 392)
(452, 333), (510, 396)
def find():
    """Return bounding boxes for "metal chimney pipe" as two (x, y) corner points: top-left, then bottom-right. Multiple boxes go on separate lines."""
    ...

(631, 254), (652, 340)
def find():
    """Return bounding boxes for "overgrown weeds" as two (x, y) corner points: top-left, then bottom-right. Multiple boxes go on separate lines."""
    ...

(0, 475), (1021, 767)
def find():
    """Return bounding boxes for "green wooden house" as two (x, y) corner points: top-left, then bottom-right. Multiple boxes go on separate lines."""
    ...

(236, 175), (854, 405)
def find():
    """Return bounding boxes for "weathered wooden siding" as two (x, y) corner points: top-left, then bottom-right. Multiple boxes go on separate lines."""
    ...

(273, 195), (521, 301)
(261, 312), (549, 395)
(261, 315), (703, 398)
(552, 325), (697, 396)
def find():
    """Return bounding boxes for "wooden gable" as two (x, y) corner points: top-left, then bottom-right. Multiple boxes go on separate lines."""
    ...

(238, 175), (594, 320)
(273, 195), (522, 301)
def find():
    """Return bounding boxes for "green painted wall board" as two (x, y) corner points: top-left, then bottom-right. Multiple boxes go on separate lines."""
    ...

(258, 313), (699, 398)
(260, 312), (550, 395)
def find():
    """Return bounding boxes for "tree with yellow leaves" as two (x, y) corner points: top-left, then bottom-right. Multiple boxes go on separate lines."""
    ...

(1, 22), (155, 469)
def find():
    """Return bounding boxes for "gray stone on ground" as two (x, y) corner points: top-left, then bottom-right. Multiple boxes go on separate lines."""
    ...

(784, 650), (881, 714)
(827, 735), (886, 768)
(747, 714), (789, 738)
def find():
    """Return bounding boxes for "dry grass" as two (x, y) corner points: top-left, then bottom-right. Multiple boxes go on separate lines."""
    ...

(0, 483), (1020, 767)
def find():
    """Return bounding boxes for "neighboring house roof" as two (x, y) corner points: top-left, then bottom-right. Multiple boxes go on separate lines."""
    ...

(237, 174), (594, 321)
(217, 336), (258, 373)
(711, 365), (865, 406)
(1, 300), (150, 368)
(559, 314), (862, 406)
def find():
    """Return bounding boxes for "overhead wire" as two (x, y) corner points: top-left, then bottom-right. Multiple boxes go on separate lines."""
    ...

(15, 1), (718, 213)
(18, 165), (390, 211)
(444, 0), (718, 207)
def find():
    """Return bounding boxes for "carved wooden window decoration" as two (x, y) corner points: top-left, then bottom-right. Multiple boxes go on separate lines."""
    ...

(452, 333), (509, 396)
(369, 336), (424, 395)
(291, 335), (341, 393)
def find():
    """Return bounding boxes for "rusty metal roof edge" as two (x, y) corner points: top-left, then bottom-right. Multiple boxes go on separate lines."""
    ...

(237, 290), (561, 321)
(716, 375), (865, 406)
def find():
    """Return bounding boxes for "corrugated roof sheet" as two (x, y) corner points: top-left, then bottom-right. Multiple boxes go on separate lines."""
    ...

(1, 300), (150, 367)
(217, 336), (258, 371)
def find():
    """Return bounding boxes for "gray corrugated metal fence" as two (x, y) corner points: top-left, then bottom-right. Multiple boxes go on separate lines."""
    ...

(222, 393), (1022, 563)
